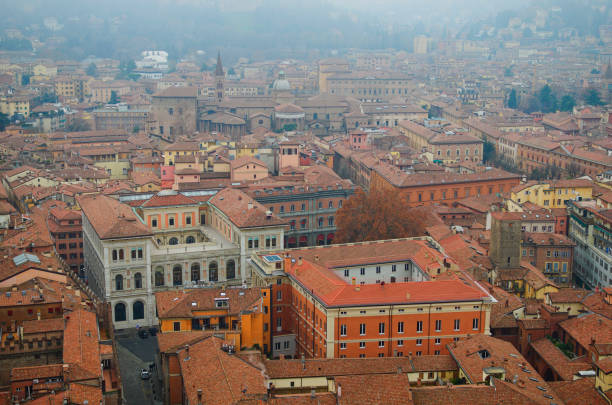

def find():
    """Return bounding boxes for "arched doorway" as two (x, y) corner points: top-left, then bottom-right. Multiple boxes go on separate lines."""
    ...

(133, 301), (144, 320)
(173, 265), (182, 286)
(298, 236), (308, 247)
(316, 234), (325, 246)
(326, 233), (334, 245)
(114, 303), (126, 322)
(169, 237), (179, 245)
(209, 261), (218, 282)
(186, 236), (196, 244)
(226, 260), (235, 280)
(191, 263), (200, 283)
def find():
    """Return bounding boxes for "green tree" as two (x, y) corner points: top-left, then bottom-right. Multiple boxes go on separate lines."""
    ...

(584, 88), (604, 106)
(507, 89), (518, 109)
(109, 90), (120, 104)
(538, 85), (557, 113)
(282, 123), (297, 132)
(0, 112), (9, 132)
(64, 118), (91, 132)
(559, 95), (576, 112)
(86, 62), (98, 77)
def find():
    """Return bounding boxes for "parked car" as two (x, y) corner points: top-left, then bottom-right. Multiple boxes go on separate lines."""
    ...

(138, 329), (148, 339)
(148, 327), (158, 336)
(140, 369), (150, 380)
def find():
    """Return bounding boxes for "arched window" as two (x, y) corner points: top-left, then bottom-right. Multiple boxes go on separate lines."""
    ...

(114, 303), (126, 322)
(115, 275), (123, 291)
(134, 273), (142, 289)
(169, 237), (179, 245)
(173, 265), (182, 286)
(226, 260), (235, 280)
(191, 263), (200, 283)
(133, 301), (144, 320)
(209, 261), (218, 282)
(155, 269), (164, 287)
(186, 235), (196, 244)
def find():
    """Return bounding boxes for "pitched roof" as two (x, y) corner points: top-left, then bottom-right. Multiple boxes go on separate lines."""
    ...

(155, 288), (263, 318)
(264, 355), (456, 379)
(336, 374), (413, 405)
(448, 334), (563, 404)
(178, 336), (266, 405)
(558, 313), (612, 350)
(549, 378), (608, 405)
(141, 191), (197, 208)
(529, 338), (592, 380)
(78, 194), (151, 239)
(62, 309), (101, 379)
(209, 188), (286, 228)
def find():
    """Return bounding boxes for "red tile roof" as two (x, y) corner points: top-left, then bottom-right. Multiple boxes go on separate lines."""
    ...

(549, 377), (608, 405)
(155, 288), (263, 318)
(529, 338), (592, 380)
(62, 309), (101, 380)
(336, 374), (413, 405)
(448, 334), (563, 405)
(178, 336), (266, 404)
(559, 313), (612, 351)
(209, 188), (286, 228)
(141, 191), (197, 208)
(78, 194), (151, 239)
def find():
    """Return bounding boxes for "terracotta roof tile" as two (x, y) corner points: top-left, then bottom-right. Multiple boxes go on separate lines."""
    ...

(209, 188), (286, 228)
(155, 288), (263, 319)
(178, 336), (266, 404)
(559, 313), (612, 351)
(78, 194), (151, 239)
(336, 374), (413, 405)
(549, 377), (608, 405)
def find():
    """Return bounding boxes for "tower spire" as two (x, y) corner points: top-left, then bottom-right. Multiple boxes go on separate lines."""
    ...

(215, 51), (224, 77)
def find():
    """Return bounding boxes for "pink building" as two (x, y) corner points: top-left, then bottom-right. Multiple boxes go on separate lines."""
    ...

(161, 165), (175, 189)
(348, 130), (370, 150)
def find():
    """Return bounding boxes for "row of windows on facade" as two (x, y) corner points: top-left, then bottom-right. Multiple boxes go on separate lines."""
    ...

(521, 225), (555, 232)
(150, 215), (194, 228)
(338, 337), (459, 350)
(58, 242), (82, 250)
(544, 262), (569, 273)
(436, 149), (480, 157)
(248, 236), (277, 249)
(114, 260), (238, 290)
(112, 248), (144, 261)
(270, 200), (342, 214)
(414, 185), (503, 202)
(331, 88), (409, 95)
(59, 253), (82, 260)
(521, 249), (570, 258)
(338, 319), (479, 336)
(289, 217), (334, 230)
(343, 263), (412, 277)
(56, 232), (82, 239)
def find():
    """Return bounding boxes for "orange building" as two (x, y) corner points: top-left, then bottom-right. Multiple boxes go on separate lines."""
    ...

(155, 287), (271, 353)
(250, 238), (495, 360)
(370, 164), (520, 207)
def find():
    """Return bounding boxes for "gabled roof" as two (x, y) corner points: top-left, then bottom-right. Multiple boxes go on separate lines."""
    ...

(140, 191), (197, 208)
(209, 188), (286, 228)
(78, 194), (151, 239)
(155, 288), (263, 318)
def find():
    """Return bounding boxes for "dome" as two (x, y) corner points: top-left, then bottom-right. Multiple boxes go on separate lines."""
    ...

(272, 79), (291, 91)
(272, 70), (291, 91)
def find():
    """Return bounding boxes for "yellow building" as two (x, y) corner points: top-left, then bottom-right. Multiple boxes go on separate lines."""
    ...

(155, 287), (271, 353)
(54, 75), (91, 101)
(511, 179), (593, 209)
(595, 358), (612, 397)
(160, 141), (201, 166)
(0, 95), (31, 118)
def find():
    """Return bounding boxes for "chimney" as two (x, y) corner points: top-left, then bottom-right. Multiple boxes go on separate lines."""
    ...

(197, 389), (202, 405)
(297, 257), (302, 266)
(351, 277), (356, 285)
(185, 344), (189, 356)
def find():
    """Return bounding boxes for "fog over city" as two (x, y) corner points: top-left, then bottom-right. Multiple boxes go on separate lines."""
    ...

(0, 0), (611, 404)
(1, 0), (609, 61)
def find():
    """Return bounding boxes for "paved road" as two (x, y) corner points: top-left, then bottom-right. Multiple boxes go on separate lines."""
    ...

(115, 330), (162, 405)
